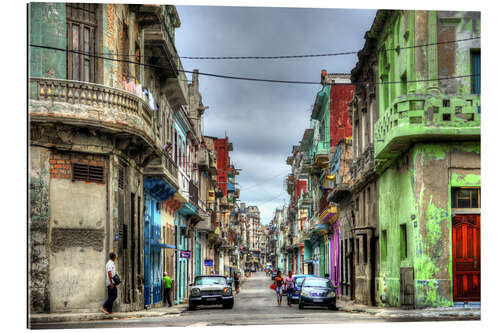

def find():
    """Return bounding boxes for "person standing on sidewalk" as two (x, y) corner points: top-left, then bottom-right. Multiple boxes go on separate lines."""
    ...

(101, 252), (118, 315)
(233, 272), (240, 294)
(285, 271), (295, 307)
(162, 272), (173, 307)
(274, 271), (284, 306)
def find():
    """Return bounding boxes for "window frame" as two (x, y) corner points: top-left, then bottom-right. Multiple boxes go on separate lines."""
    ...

(66, 3), (98, 83)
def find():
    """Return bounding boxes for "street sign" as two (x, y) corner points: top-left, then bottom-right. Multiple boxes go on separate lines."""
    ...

(180, 251), (191, 259)
(204, 259), (214, 266)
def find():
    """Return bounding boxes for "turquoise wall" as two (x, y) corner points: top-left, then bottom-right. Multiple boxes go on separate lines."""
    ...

(29, 2), (67, 79)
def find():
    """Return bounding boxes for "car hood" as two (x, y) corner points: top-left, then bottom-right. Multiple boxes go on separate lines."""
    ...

(192, 284), (227, 291)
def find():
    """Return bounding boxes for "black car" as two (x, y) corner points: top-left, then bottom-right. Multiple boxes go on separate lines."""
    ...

(298, 277), (337, 310)
(188, 275), (234, 310)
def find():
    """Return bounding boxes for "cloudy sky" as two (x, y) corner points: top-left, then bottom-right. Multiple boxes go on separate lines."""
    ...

(174, 5), (377, 224)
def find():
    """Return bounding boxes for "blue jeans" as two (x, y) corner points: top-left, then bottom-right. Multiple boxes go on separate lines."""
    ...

(103, 286), (118, 313)
(286, 288), (294, 298)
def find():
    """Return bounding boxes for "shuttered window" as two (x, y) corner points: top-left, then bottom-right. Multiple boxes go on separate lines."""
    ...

(72, 163), (105, 183)
(66, 3), (97, 83)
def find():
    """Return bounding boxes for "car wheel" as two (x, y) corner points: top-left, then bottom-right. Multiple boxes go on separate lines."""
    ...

(188, 302), (196, 311)
(299, 301), (304, 309)
(328, 302), (337, 311)
(223, 300), (234, 309)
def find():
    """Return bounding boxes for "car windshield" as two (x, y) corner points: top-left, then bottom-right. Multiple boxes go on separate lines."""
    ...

(303, 279), (333, 288)
(194, 277), (226, 285)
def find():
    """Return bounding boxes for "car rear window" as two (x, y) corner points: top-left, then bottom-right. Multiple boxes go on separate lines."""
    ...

(295, 277), (305, 285)
(194, 277), (226, 285)
(303, 279), (333, 288)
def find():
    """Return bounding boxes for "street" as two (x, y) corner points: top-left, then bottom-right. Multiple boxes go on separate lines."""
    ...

(32, 272), (476, 329)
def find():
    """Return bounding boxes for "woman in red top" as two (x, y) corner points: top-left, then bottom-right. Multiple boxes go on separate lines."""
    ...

(274, 271), (284, 306)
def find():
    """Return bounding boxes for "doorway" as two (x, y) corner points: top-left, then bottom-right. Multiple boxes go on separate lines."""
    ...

(452, 214), (480, 302)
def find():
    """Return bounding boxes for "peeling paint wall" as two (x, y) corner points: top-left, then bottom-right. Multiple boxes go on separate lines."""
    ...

(29, 3), (66, 79)
(378, 142), (480, 307)
(29, 146), (51, 313)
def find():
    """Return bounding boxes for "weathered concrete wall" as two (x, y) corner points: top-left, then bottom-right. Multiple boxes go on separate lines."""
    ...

(48, 153), (107, 311)
(29, 146), (51, 313)
(378, 142), (480, 307)
(29, 2), (66, 79)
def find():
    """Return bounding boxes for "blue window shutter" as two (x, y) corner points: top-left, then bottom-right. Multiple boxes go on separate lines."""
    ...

(472, 51), (481, 94)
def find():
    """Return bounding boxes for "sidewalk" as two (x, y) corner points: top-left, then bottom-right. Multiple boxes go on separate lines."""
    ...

(29, 303), (187, 325)
(337, 299), (481, 320)
(30, 276), (249, 325)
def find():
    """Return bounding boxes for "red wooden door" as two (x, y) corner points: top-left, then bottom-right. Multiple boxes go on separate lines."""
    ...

(452, 214), (480, 302)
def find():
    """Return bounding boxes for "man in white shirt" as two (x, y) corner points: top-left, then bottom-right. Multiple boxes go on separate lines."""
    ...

(101, 252), (118, 315)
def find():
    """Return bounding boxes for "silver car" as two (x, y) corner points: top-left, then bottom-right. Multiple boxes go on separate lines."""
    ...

(188, 275), (234, 310)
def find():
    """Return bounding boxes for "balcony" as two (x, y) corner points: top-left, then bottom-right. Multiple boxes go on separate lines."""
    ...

(374, 94), (481, 171)
(297, 191), (313, 208)
(29, 77), (160, 154)
(196, 212), (214, 232)
(197, 147), (210, 171)
(327, 183), (351, 204)
(144, 152), (179, 190)
(188, 180), (198, 207)
(208, 151), (217, 175)
(314, 140), (330, 166)
(143, 19), (188, 109)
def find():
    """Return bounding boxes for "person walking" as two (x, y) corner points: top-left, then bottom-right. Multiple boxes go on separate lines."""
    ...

(101, 252), (118, 315)
(274, 271), (284, 306)
(285, 271), (295, 307)
(163, 272), (173, 307)
(233, 272), (240, 294)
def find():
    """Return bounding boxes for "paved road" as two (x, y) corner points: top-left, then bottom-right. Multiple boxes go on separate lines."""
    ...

(31, 272), (455, 329)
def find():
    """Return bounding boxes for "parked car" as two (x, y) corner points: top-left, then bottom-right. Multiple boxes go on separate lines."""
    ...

(298, 277), (337, 310)
(188, 275), (234, 310)
(290, 274), (316, 304)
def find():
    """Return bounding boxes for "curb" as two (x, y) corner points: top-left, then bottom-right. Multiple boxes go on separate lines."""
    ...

(29, 306), (188, 324)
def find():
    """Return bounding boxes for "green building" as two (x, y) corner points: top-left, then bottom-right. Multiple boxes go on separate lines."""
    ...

(367, 10), (480, 308)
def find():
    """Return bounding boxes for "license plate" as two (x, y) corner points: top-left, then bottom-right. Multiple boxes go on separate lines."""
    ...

(207, 297), (217, 301)
(313, 298), (323, 303)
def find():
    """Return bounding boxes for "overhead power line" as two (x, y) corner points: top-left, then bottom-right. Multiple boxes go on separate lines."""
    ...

(179, 37), (480, 60)
(30, 44), (480, 85)
(35, 37), (479, 60)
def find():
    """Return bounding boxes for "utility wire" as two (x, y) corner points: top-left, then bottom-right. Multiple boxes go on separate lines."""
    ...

(35, 37), (479, 60)
(240, 171), (290, 191)
(30, 44), (480, 86)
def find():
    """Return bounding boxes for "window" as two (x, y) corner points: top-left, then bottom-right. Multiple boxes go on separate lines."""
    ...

(66, 4), (97, 82)
(72, 162), (104, 183)
(381, 230), (387, 262)
(400, 224), (407, 260)
(471, 50), (481, 94)
(400, 72), (407, 96)
(451, 187), (480, 208)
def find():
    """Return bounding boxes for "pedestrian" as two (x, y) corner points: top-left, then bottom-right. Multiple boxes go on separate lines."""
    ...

(325, 273), (330, 278)
(101, 252), (118, 315)
(234, 272), (240, 294)
(274, 271), (284, 306)
(285, 271), (295, 307)
(163, 272), (173, 307)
